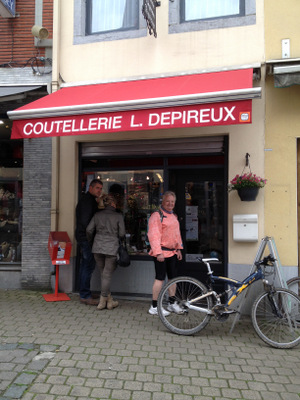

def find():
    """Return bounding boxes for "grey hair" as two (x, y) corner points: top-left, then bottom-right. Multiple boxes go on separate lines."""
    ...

(162, 191), (176, 201)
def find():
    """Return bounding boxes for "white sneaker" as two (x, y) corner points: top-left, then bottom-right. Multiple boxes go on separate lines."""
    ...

(148, 305), (170, 316)
(167, 302), (184, 314)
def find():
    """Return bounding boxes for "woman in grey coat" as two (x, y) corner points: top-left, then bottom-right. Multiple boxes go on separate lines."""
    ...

(86, 193), (126, 310)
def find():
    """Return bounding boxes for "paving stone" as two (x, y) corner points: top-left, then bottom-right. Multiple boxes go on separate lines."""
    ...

(131, 391), (151, 400)
(4, 384), (28, 398)
(1, 290), (300, 400)
(14, 372), (37, 385)
(89, 388), (111, 398)
(27, 359), (50, 371)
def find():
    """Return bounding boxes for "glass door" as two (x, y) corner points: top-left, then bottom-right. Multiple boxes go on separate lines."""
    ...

(170, 169), (227, 282)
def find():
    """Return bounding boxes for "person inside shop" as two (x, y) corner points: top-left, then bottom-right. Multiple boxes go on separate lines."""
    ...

(147, 191), (183, 316)
(86, 193), (126, 311)
(108, 183), (125, 212)
(124, 195), (147, 252)
(75, 178), (103, 305)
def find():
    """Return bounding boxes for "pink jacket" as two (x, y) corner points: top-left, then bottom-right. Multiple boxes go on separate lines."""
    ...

(148, 208), (183, 258)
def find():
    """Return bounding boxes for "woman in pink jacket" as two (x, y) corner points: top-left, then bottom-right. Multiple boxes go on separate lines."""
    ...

(148, 191), (183, 316)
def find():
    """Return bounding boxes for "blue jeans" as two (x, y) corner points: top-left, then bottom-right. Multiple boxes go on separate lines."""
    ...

(78, 240), (95, 299)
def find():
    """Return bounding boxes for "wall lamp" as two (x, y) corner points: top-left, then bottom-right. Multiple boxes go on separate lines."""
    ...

(31, 25), (49, 40)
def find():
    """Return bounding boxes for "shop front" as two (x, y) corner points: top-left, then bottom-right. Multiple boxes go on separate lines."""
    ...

(8, 68), (262, 296)
(78, 137), (227, 296)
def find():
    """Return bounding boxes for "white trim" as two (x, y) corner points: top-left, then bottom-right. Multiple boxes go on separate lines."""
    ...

(61, 64), (261, 88)
(8, 87), (261, 120)
(266, 58), (300, 64)
(273, 65), (300, 75)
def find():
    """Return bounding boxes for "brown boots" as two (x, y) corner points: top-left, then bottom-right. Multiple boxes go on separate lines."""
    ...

(97, 294), (119, 310)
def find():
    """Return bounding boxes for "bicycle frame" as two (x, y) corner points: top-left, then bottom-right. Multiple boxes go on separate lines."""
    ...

(187, 259), (265, 313)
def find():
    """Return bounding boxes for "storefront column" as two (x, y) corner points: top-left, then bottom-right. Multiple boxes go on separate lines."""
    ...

(21, 137), (52, 289)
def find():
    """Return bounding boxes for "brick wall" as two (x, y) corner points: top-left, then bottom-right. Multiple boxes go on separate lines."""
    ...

(21, 137), (52, 289)
(0, 0), (53, 66)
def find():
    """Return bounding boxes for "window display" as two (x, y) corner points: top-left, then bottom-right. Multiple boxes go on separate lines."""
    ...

(83, 169), (164, 255)
(0, 167), (22, 262)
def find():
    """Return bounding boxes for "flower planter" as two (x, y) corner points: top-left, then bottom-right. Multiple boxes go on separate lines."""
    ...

(237, 187), (259, 201)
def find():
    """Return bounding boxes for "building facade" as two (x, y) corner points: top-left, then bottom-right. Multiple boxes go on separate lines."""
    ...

(264, 0), (300, 275)
(0, 0), (53, 289)
(6, 1), (300, 301)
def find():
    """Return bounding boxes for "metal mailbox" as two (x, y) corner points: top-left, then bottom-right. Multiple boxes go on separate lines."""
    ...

(233, 214), (258, 242)
(43, 231), (72, 302)
(48, 231), (72, 265)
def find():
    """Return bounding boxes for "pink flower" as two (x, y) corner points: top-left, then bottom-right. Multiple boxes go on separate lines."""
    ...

(228, 173), (267, 191)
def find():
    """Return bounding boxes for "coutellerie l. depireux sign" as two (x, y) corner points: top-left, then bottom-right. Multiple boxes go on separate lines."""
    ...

(10, 100), (252, 139)
(9, 69), (261, 139)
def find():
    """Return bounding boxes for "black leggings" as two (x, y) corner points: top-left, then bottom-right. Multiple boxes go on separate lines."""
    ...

(154, 255), (178, 281)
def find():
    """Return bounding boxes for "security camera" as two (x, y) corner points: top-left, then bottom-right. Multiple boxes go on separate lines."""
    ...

(31, 25), (49, 40)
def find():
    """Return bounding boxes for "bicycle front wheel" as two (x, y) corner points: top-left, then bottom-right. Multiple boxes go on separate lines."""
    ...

(157, 277), (213, 335)
(251, 288), (300, 349)
(287, 276), (300, 296)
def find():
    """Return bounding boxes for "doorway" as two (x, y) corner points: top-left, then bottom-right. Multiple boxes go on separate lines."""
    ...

(169, 168), (227, 285)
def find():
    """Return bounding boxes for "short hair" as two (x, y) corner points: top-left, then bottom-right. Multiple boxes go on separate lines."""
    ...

(90, 178), (103, 187)
(163, 191), (176, 201)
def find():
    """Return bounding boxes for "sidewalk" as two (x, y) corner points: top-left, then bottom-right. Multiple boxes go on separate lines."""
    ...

(0, 289), (299, 400)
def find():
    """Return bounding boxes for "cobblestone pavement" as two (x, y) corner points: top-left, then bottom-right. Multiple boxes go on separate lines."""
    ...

(0, 289), (299, 400)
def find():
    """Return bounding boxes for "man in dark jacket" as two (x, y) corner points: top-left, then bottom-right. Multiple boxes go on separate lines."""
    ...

(75, 178), (103, 305)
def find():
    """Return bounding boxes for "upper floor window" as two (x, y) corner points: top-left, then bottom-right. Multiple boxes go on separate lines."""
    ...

(169, 0), (255, 34)
(74, 0), (146, 44)
(86, 0), (139, 35)
(182, 0), (244, 22)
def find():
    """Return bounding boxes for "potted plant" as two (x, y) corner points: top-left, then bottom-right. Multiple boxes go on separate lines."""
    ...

(228, 172), (267, 201)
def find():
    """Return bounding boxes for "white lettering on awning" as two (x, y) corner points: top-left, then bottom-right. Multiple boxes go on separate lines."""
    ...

(19, 104), (241, 138)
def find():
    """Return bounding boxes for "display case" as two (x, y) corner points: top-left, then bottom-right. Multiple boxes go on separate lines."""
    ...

(0, 177), (22, 262)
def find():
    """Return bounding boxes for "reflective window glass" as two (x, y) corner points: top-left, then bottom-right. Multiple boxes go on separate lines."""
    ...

(181, 0), (243, 22)
(83, 169), (164, 255)
(86, 0), (139, 35)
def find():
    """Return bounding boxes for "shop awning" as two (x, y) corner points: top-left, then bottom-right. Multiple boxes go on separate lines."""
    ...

(0, 86), (43, 103)
(267, 58), (300, 88)
(8, 68), (261, 139)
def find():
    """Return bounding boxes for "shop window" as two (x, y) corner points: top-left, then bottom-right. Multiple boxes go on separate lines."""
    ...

(0, 140), (23, 263)
(83, 169), (164, 255)
(169, 0), (255, 34)
(74, 0), (147, 44)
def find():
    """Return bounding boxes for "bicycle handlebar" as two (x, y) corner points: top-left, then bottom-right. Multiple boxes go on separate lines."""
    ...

(255, 255), (276, 267)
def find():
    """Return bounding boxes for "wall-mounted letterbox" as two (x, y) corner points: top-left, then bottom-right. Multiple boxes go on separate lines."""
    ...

(233, 214), (258, 242)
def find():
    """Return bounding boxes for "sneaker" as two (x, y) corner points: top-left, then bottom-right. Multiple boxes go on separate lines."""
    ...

(148, 305), (170, 316)
(167, 302), (184, 314)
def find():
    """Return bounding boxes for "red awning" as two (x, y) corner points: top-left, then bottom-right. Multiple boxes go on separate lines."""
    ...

(9, 69), (261, 139)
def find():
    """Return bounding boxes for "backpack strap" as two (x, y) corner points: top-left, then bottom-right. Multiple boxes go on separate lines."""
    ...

(157, 208), (164, 222)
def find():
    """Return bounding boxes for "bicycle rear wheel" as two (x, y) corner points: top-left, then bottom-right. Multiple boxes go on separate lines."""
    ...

(157, 277), (213, 335)
(251, 288), (300, 349)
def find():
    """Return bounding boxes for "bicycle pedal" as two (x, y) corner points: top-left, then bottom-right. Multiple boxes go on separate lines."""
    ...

(221, 309), (238, 315)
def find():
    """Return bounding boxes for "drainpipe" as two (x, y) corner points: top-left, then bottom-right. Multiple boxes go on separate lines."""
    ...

(51, 0), (61, 231)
